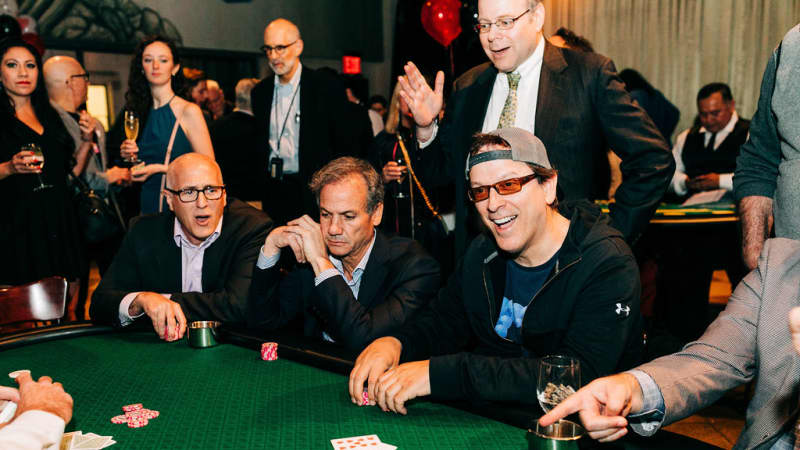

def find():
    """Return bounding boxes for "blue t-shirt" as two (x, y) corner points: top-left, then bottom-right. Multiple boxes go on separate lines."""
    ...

(494, 252), (559, 344)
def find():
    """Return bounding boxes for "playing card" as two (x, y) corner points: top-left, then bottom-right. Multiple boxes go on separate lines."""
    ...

(59, 431), (77, 450)
(330, 434), (383, 449)
(75, 434), (112, 449)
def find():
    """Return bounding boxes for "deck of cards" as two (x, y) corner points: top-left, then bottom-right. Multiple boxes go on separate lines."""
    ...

(330, 434), (396, 449)
(61, 431), (116, 449)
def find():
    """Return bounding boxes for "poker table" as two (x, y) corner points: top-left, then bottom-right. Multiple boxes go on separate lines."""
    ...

(0, 324), (722, 449)
(598, 201), (737, 226)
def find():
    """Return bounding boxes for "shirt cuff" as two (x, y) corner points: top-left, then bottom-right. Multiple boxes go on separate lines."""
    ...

(0, 410), (65, 450)
(719, 173), (734, 191)
(256, 246), (281, 270)
(118, 292), (146, 326)
(625, 369), (666, 436)
(314, 268), (340, 286)
(671, 173), (688, 196)
(417, 123), (439, 149)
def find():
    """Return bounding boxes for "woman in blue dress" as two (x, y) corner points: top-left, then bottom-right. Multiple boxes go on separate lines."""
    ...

(119, 35), (214, 214)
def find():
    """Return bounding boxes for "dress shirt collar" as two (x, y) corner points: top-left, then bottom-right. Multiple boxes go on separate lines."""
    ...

(274, 63), (303, 89)
(699, 111), (739, 135)
(173, 216), (223, 250)
(328, 229), (377, 281)
(510, 36), (545, 80)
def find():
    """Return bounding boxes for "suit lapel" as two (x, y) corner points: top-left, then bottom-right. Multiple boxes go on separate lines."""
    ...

(157, 215), (182, 292)
(298, 68), (312, 176)
(201, 203), (234, 291)
(355, 231), (389, 308)
(465, 68), (496, 135)
(535, 42), (568, 146)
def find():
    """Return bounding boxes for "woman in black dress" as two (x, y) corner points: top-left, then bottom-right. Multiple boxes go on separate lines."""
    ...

(0, 39), (85, 286)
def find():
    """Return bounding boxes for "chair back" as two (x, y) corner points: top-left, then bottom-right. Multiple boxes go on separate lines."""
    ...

(0, 276), (68, 325)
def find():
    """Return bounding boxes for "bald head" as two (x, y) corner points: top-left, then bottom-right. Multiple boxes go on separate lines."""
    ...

(264, 18), (301, 42)
(166, 153), (223, 189)
(43, 56), (88, 112)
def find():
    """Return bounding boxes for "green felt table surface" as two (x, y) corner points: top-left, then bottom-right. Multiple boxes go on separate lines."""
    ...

(0, 331), (530, 449)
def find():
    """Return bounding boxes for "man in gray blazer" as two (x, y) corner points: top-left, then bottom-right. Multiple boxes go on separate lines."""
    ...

(540, 237), (800, 449)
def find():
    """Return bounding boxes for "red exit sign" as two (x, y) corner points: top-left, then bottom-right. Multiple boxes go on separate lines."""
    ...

(342, 56), (361, 74)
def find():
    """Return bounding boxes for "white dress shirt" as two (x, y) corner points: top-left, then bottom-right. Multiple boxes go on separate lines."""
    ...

(117, 217), (224, 325)
(269, 64), (302, 174)
(670, 111), (745, 195)
(420, 37), (545, 148)
(0, 410), (65, 450)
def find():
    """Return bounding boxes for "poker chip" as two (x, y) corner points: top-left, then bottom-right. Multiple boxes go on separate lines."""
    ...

(112, 403), (159, 428)
(261, 342), (278, 361)
(122, 403), (143, 412)
(110, 415), (128, 424)
(360, 390), (369, 406)
(126, 417), (148, 428)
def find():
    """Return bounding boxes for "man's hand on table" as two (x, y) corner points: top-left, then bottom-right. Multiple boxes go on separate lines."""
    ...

(14, 372), (73, 424)
(686, 173), (720, 192)
(374, 360), (431, 415)
(129, 292), (187, 341)
(349, 337), (403, 406)
(539, 373), (643, 443)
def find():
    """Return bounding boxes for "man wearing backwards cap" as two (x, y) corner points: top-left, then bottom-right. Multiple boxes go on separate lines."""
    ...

(348, 128), (643, 414)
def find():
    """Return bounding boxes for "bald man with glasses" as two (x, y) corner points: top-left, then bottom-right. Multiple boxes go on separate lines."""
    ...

(251, 18), (366, 227)
(91, 153), (272, 341)
(348, 128), (642, 414)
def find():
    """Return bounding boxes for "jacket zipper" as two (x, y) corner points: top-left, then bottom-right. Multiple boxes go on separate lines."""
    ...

(484, 256), (582, 344)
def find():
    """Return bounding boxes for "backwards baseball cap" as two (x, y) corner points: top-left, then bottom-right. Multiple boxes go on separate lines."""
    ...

(465, 127), (551, 180)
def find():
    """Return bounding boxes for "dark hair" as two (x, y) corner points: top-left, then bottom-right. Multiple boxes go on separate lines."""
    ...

(309, 157), (384, 213)
(124, 35), (187, 123)
(368, 95), (387, 108)
(618, 69), (655, 95)
(697, 82), (733, 103)
(553, 27), (594, 53)
(468, 133), (558, 207)
(0, 39), (51, 119)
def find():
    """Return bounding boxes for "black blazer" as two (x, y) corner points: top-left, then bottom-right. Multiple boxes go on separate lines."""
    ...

(250, 66), (363, 181)
(90, 199), (273, 326)
(247, 231), (441, 351)
(419, 42), (674, 258)
(209, 111), (265, 201)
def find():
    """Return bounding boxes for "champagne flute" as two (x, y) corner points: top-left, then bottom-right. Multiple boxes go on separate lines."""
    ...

(394, 155), (407, 199)
(23, 143), (52, 192)
(537, 355), (580, 414)
(123, 110), (139, 164)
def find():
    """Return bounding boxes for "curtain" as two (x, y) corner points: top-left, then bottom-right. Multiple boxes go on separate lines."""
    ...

(542, 0), (800, 140)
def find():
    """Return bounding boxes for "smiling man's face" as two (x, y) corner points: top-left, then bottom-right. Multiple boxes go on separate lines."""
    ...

(478, 0), (544, 73)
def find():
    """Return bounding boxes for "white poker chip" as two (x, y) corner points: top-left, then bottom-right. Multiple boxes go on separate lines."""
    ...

(8, 369), (30, 379)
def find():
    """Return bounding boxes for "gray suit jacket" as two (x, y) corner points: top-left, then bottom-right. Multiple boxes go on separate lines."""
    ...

(634, 237), (800, 449)
(51, 102), (110, 195)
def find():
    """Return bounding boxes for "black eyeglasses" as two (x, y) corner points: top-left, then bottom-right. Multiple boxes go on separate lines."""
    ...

(467, 174), (539, 202)
(69, 73), (89, 82)
(165, 185), (226, 203)
(473, 9), (530, 34)
(260, 40), (298, 55)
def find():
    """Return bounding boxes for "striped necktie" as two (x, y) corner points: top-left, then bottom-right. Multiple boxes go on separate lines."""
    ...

(497, 72), (521, 129)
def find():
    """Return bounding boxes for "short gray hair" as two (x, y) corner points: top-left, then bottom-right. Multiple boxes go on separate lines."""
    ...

(309, 157), (384, 213)
(235, 78), (258, 109)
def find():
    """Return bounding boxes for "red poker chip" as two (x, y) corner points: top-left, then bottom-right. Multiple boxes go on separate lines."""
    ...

(122, 403), (143, 412)
(261, 342), (278, 361)
(127, 417), (149, 428)
(110, 415), (128, 424)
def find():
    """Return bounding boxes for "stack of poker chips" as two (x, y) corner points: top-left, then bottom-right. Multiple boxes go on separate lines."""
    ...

(110, 403), (160, 428)
(261, 342), (278, 361)
(361, 390), (369, 406)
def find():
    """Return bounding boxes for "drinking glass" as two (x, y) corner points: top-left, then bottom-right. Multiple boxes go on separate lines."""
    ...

(394, 155), (407, 199)
(23, 143), (52, 192)
(537, 355), (580, 414)
(123, 110), (139, 164)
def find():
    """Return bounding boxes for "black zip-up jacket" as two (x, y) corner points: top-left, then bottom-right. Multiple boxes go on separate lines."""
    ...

(390, 201), (642, 405)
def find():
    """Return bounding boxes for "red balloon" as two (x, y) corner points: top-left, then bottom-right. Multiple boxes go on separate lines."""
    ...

(421, 0), (462, 48)
(21, 32), (45, 56)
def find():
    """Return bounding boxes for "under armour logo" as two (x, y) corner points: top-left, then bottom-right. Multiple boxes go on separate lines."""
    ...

(615, 303), (630, 317)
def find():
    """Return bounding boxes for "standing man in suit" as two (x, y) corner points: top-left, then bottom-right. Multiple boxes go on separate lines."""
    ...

(541, 237), (800, 449)
(251, 18), (357, 226)
(399, 0), (674, 259)
(90, 153), (272, 341)
(248, 157), (440, 351)
(210, 78), (264, 202)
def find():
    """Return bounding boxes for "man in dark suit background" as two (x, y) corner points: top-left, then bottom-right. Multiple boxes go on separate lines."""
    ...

(248, 157), (440, 351)
(398, 0), (674, 260)
(210, 78), (264, 202)
(90, 153), (272, 341)
(251, 18), (360, 226)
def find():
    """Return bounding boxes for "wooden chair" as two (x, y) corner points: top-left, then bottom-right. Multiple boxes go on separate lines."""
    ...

(0, 276), (68, 327)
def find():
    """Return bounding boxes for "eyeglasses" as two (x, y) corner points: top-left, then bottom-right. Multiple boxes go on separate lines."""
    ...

(473, 9), (530, 34)
(260, 40), (298, 56)
(467, 174), (539, 202)
(165, 185), (226, 203)
(69, 73), (89, 82)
